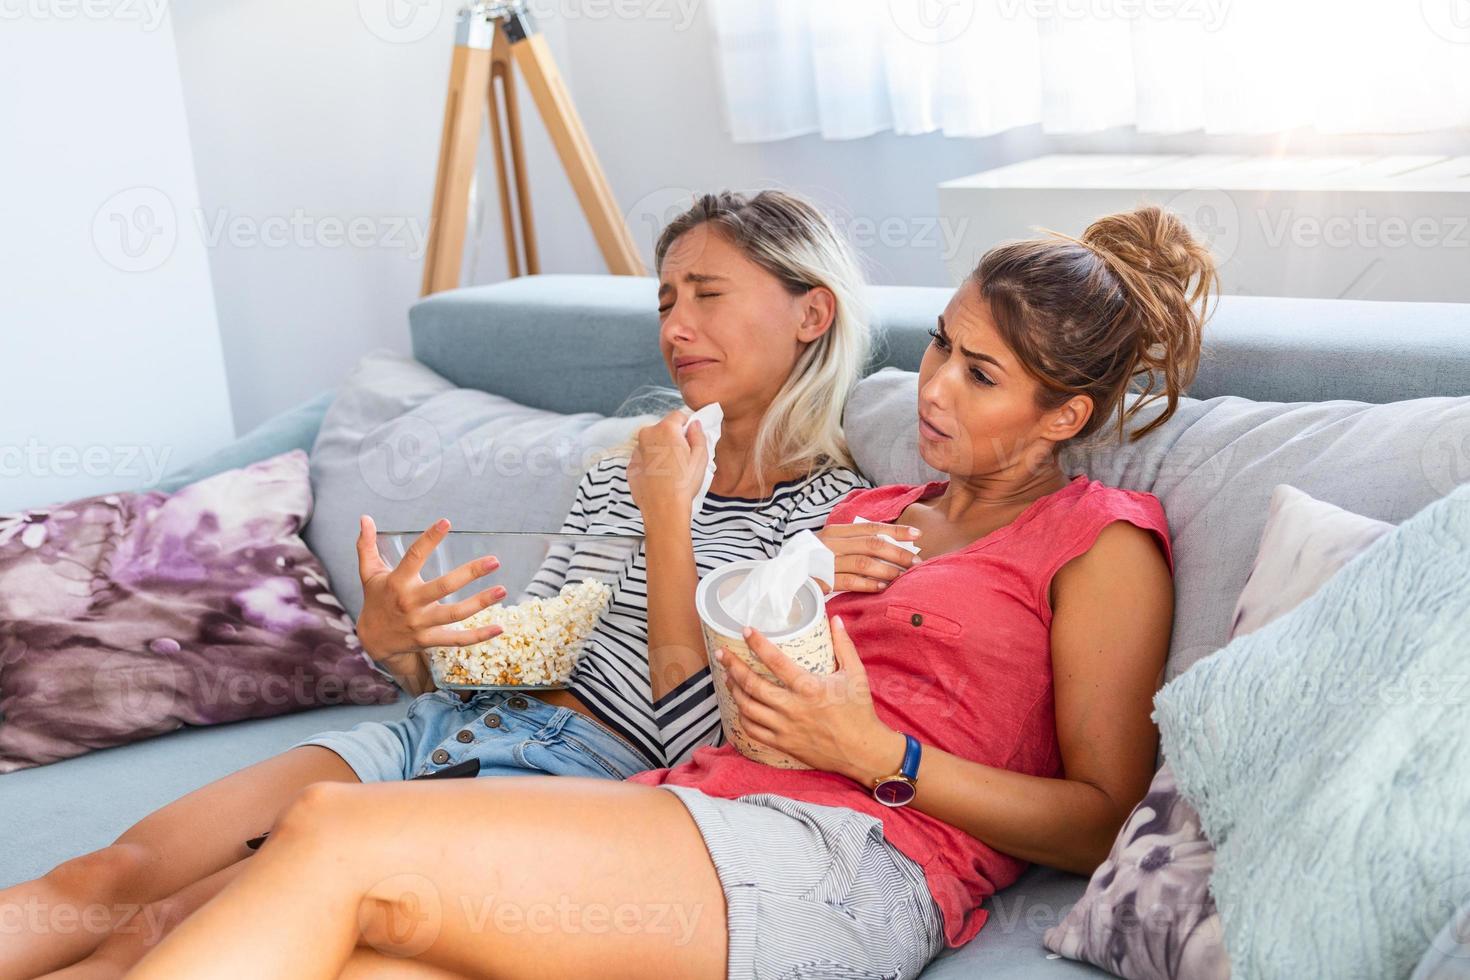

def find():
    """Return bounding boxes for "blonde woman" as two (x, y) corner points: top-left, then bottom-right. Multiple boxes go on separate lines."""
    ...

(3, 191), (918, 979)
(127, 206), (1209, 980)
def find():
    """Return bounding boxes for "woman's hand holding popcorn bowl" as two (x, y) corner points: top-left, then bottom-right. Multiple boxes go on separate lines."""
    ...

(359, 517), (640, 693)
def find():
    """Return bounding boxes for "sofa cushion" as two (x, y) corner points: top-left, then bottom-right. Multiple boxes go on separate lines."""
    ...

(1154, 480), (1470, 979)
(303, 350), (646, 618)
(0, 450), (397, 772)
(843, 367), (1470, 681)
(1228, 483), (1394, 639)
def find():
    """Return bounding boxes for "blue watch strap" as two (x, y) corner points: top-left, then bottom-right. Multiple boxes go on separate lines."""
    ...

(900, 733), (921, 780)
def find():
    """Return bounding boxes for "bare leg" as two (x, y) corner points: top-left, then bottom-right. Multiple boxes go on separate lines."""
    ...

(36, 859), (253, 980)
(127, 777), (728, 980)
(0, 746), (357, 979)
(338, 950), (470, 980)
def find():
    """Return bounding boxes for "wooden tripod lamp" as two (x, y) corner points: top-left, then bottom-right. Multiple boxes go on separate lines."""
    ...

(421, 1), (646, 296)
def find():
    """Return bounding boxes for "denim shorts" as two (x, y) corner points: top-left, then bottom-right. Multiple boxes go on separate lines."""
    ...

(294, 690), (654, 783)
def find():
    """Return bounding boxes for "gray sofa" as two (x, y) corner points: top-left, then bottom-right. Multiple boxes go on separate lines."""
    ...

(4, 275), (1468, 978)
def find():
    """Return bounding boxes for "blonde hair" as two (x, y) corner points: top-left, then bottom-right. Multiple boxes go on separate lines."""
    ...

(973, 205), (1218, 445)
(627, 190), (871, 493)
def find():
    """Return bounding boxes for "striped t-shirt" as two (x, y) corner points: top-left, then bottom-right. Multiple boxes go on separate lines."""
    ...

(523, 454), (869, 768)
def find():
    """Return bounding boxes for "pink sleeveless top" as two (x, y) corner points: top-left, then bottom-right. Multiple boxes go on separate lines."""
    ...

(630, 474), (1175, 947)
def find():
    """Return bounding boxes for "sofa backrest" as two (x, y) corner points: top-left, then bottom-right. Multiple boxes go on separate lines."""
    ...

(409, 274), (1470, 415)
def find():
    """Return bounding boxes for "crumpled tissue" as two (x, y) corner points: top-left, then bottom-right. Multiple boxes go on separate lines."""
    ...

(683, 402), (723, 518)
(853, 515), (922, 557)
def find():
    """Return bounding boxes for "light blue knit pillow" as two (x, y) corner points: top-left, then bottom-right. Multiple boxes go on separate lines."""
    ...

(1154, 481), (1470, 979)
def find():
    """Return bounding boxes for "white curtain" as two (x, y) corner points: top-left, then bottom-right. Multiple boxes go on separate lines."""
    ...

(707, 0), (1470, 141)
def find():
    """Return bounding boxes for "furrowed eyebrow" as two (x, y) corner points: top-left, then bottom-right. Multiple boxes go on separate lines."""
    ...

(660, 273), (729, 298)
(937, 315), (1007, 373)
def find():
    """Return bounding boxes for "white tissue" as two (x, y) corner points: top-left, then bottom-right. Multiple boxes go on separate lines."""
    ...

(720, 530), (836, 633)
(853, 515), (921, 556)
(683, 402), (724, 518)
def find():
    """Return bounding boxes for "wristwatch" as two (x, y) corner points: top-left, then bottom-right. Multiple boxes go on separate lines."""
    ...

(872, 733), (922, 807)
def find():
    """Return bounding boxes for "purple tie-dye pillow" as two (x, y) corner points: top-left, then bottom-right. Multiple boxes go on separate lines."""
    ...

(0, 450), (397, 772)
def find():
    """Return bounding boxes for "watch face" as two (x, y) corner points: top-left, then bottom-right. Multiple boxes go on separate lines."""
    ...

(874, 778), (916, 807)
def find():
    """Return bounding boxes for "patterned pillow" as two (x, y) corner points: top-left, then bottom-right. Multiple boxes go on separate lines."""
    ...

(0, 450), (397, 772)
(1043, 484), (1393, 979)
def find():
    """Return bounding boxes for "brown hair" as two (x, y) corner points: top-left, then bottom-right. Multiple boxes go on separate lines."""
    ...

(972, 205), (1217, 445)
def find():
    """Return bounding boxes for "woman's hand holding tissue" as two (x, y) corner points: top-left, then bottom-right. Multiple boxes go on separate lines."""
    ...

(815, 521), (923, 594)
(628, 409), (711, 528)
(717, 616), (905, 785)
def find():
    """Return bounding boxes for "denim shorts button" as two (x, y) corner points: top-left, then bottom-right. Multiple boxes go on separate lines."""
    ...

(430, 749), (450, 765)
(507, 696), (529, 711)
(910, 613), (924, 627)
(455, 729), (474, 743)
(484, 713), (503, 729)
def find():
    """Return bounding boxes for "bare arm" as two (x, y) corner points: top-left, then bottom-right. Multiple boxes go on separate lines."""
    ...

(626, 410), (712, 702)
(724, 520), (1174, 876)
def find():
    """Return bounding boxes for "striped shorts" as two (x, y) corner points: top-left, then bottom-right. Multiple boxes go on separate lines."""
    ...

(658, 785), (946, 980)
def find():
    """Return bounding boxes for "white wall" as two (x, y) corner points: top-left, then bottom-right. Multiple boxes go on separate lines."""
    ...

(168, 1), (1047, 434)
(0, 5), (234, 513)
(169, 0), (597, 434)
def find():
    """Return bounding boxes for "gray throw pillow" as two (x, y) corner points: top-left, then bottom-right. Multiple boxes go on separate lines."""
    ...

(843, 367), (1470, 682)
(304, 350), (646, 618)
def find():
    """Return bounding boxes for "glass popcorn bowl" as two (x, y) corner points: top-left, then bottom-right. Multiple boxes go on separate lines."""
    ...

(376, 530), (643, 691)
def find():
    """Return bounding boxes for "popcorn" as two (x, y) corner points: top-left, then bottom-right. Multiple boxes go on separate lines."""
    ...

(428, 579), (613, 688)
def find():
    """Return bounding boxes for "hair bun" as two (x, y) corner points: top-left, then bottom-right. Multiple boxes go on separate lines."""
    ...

(1081, 205), (1207, 297)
